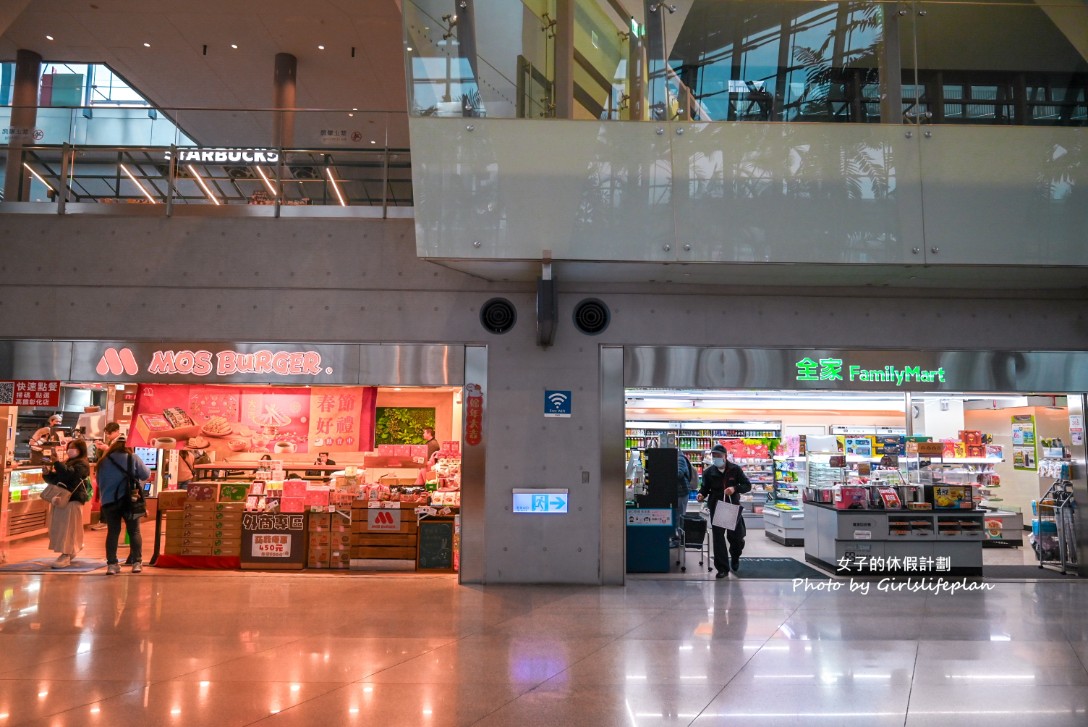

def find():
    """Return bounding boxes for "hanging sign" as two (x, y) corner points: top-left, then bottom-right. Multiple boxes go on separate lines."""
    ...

(465, 383), (483, 446)
(0, 380), (61, 407)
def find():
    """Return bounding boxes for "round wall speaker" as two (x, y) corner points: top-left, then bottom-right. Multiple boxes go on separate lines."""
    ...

(479, 297), (517, 334)
(572, 298), (610, 335)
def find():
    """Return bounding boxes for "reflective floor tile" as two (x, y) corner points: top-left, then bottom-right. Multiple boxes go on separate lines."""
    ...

(622, 609), (792, 641)
(251, 682), (528, 727)
(178, 637), (455, 683)
(693, 683), (910, 726)
(914, 640), (1088, 686)
(0, 679), (144, 724)
(542, 638), (765, 688)
(729, 640), (918, 687)
(362, 635), (613, 686)
(474, 682), (720, 727)
(16, 680), (341, 727)
(906, 684), (1088, 726)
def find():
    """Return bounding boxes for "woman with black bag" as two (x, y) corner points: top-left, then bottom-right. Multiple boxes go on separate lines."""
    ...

(96, 438), (150, 575)
(42, 439), (91, 569)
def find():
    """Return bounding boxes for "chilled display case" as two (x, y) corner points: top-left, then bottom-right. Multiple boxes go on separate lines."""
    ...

(3, 466), (51, 540)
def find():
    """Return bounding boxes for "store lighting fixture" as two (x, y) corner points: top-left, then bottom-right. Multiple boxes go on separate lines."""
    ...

(231, 44), (238, 49)
(318, 44), (325, 50)
(187, 164), (220, 205)
(255, 165), (278, 197)
(23, 163), (54, 193)
(143, 42), (151, 47)
(45, 35), (54, 41)
(406, 46), (413, 51)
(119, 164), (157, 203)
(325, 167), (347, 206)
(370, 140), (376, 144)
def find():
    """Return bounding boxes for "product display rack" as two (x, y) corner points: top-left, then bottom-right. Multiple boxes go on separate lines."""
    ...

(737, 456), (772, 528)
(625, 421), (782, 477)
(764, 455), (806, 546)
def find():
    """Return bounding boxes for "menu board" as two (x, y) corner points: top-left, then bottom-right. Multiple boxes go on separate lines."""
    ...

(128, 383), (376, 457)
(417, 519), (455, 572)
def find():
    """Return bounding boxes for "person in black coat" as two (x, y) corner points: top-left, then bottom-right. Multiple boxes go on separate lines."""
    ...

(697, 444), (752, 578)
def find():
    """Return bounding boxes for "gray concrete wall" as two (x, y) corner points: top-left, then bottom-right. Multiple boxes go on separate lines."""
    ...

(1, 214), (1087, 583)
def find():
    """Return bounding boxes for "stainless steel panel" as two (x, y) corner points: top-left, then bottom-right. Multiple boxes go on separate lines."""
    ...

(0, 340), (73, 380)
(359, 345), (465, 387)
(624, 347), (1088, 393)
(1068, 395), (1088, 578)
(459, 345), (487, 585)
(600, 345), (626, 585)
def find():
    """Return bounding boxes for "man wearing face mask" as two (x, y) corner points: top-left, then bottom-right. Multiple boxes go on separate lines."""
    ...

(697, 444), (752, 578)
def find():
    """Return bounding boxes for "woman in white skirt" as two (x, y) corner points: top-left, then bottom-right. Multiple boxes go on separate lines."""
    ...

(43, 439), (91, 568)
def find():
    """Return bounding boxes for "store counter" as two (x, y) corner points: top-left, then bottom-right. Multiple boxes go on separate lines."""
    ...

(804, 503), (984, 576)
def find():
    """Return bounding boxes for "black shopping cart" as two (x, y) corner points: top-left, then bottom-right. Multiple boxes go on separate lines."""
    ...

(675, 512), (711, 573)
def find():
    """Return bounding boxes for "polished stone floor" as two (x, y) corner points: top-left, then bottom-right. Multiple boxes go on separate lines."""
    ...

(0, 523), (1082, 725)
(2, 558), (1088, 726)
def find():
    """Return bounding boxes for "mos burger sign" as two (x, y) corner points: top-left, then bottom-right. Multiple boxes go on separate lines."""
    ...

(73, 342), (358, 385)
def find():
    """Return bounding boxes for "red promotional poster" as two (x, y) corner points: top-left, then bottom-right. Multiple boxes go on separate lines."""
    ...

(128, 384), (376, 457)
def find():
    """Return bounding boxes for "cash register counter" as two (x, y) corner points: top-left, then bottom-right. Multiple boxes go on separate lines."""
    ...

(804, 503), (984, 576)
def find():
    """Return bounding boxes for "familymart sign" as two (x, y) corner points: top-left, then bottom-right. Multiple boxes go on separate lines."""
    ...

(796, 357), (947, 387)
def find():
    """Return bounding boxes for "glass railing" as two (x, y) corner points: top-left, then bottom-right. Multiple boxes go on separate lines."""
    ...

(0, 108), (412, 215)
(403, 0), (1087, 126)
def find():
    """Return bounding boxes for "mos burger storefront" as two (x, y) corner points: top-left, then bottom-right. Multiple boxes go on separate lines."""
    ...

(0, 340), (486, 578)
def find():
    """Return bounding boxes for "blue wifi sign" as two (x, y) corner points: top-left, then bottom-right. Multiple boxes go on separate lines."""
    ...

(544, 390), (572, 418)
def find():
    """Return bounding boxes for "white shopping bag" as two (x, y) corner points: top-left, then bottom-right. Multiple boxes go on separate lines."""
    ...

(712, 501), (741, 531)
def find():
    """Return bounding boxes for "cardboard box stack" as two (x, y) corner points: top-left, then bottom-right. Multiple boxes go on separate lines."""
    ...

(307, 512), (352, 569)
(165, 486), (244, 557)
(350, 501), (418, 567)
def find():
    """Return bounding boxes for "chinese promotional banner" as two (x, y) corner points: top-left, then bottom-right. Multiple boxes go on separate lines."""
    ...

(1011, 414), (1037, 471)
(128, 384), (377, 456)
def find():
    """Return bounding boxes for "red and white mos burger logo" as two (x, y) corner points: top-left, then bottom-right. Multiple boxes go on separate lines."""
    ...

(148, 349), (325, 377)
(368, 510), (400, 530)
(96, 348), (139, 376)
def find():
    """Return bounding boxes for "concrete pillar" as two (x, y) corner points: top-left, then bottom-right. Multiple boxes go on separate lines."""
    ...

(272, 52), (297, 149)
(553, 0), (575, 119)
(3, 49), (41, 202)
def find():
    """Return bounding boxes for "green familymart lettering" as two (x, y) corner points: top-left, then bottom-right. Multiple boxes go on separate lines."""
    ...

(796, 358), (946, 387)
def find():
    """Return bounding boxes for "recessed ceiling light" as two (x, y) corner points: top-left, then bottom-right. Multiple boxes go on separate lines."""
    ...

(317, 45), (325, 50)
(45, 35), (54, 41)
(406, 46), (413, 52)
(351, 108), (358, 111)
(231, 44), (238, 49)
(370, 140), (376, 144)
(143, 42), (151, 47)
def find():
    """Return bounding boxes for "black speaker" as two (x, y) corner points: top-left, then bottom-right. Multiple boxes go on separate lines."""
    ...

(536, 278), (557, 347)
(572, 298), (610, 335)
(479, 298), (517, 334)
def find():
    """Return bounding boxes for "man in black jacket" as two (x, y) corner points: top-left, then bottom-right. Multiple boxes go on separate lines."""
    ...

(697, 444), (752, 578)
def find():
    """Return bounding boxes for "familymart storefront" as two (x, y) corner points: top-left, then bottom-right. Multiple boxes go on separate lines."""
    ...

(603, 347), (1088, 581)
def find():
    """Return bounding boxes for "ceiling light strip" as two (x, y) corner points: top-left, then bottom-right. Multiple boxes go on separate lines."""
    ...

(325, 167), (347, 207)
(119, 164), (157, 203)
(255, 165), (278, 197)
(23, 163), (54, 193)
(187, 164), (220, 206)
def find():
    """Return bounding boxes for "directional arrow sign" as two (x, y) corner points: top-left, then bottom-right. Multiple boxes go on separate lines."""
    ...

(512, 488), (569, 514)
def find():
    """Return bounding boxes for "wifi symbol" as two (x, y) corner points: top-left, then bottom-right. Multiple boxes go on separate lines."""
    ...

(548, 392), (568, 407)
